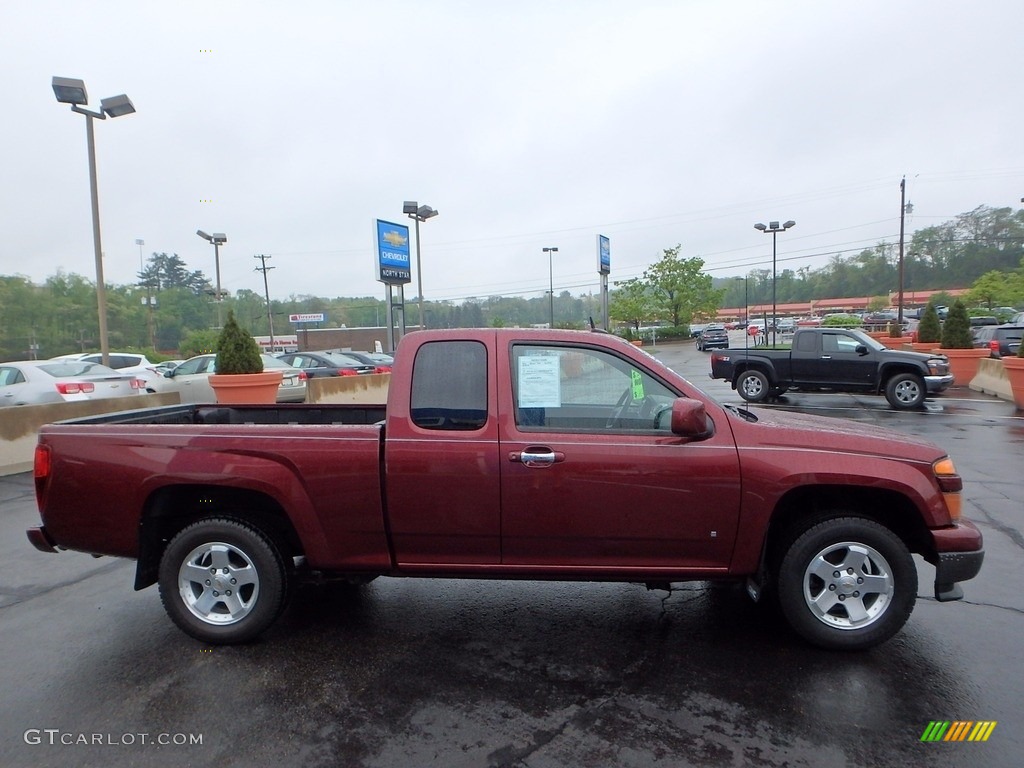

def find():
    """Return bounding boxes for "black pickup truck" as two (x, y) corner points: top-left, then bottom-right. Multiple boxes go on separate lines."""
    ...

(709, 327), (954, 410)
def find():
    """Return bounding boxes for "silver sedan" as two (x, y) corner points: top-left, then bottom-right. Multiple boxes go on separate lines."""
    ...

(0, 360), (146, 407)
(146, 354), (307, 404)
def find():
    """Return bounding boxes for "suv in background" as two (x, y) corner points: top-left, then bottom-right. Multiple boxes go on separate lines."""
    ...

(696, 325), (729, 351)
(972, 325), (1024, 358)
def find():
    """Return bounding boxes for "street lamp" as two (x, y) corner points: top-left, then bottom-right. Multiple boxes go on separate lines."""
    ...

(754, 220), (795, 345)
(543, 247), (559, 327)
(403, 201), (439, 329)
(196, 230), (228, 328)
(52, 76), (136, 365)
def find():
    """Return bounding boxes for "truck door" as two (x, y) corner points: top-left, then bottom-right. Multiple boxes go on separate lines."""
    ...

(384, 337), (502, 567)
(790, 330), (876, 389)
(498, 341), (742, 571)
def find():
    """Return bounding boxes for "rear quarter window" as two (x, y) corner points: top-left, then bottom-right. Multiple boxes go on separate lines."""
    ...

(410, 341), (487, 430)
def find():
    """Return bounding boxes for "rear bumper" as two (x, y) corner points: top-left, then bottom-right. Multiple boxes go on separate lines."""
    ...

(26, 526), (58, 554)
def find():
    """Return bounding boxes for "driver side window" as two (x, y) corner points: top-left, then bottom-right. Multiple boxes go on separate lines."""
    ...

(511, 344), (676, 432)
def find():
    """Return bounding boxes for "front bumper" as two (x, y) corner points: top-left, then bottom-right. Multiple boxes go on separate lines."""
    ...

(930, 519), (984, 601)
(925, 373), (955, 393)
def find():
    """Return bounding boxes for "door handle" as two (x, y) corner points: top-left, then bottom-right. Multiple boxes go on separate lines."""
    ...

(820, 355), (831, 359)
(508, 449), (565, 467)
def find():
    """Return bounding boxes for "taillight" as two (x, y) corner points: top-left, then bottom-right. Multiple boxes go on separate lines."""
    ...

(297, 371), (308, 381)
(34, 444), (51, 480)
(338, 369), (358, 376)
(56, 382), (95, 394)
(989, 340), (999, 353)
(375, 366), (392, 374)
(130, 378), (144, 389)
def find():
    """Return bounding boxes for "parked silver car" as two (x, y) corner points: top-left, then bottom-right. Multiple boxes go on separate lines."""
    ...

(146, 354), (307, 403)
(0, 360), (146, 407)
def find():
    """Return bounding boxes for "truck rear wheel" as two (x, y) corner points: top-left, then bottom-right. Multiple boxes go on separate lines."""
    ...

(158, 517), (288, 644)
(777, 517), (916, 651)
(737, 370), (770, 403)
(885, 373), (926, 410)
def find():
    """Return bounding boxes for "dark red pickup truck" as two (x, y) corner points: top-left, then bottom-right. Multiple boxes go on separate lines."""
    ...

(27, 329), (983, 650)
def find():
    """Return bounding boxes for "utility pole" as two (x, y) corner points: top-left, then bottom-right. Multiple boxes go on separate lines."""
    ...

(898, 176), (906, 324)
(254, 254), (276, 352)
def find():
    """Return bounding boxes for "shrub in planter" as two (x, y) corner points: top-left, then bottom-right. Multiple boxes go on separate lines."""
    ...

(215, 310), (263, 374)
(940, 300), (973, 349)
(887, 321), (903, 338)
(916, 303), (942, 344)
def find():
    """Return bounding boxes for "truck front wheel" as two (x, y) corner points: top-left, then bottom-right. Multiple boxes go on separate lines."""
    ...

(885, 373), (926, 410)
(158, 517), (288, 644)
(737, 370), (770, 403)
(777, 517), (916, 651)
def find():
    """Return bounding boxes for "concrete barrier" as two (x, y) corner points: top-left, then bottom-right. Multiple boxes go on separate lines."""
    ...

(969, 358), (1012, 402)
(0, 393), (180, 476)
(306, 373), (390, 405)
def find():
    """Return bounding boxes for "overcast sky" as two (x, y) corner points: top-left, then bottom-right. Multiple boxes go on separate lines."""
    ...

(4, 0), (1023, 307)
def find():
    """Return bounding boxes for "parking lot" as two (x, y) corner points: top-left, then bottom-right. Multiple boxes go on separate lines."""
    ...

(1, 337), (1021, 768)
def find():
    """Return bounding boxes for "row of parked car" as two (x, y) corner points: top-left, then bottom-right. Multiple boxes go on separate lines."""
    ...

(0, 348), (394, 408)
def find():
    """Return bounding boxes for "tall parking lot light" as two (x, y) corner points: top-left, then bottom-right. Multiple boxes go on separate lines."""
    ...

(197, 230), (228, 328)
(52, 77), (136, 366)
(403, 201), (439, 329)
(543, 247), (559, 327)
(754, 220), (795, 345)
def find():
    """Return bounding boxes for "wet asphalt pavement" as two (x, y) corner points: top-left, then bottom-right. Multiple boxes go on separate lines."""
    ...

(1, 338), (1021, 767)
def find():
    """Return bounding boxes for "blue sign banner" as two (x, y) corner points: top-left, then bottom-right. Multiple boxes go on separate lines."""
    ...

(376, 219), (411, 284)
(598, 234), (611, 275)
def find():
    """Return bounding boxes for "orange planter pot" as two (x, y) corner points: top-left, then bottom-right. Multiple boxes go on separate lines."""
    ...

(209, 371), (284, 404)
(934, 348), (988, 387)
(1002, 356), (1024, 409)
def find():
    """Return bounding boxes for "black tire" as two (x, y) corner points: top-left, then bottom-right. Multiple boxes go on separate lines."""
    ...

(737, 369), (770, 403)
(158, 517), (288, 644)
(885, 372), (926, 410)
(777, 517), (916, 651)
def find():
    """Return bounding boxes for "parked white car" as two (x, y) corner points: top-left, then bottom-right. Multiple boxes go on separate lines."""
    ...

(146, 354), (307, 403)
(0, 360), (146, 407)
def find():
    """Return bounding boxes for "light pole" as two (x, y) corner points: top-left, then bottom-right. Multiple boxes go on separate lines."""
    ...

(52, 77), (136, 366)
(137, 238), (156, 349)
(197, 230), (227, 328)
(403, 201), (439, 329)
(754, 220), (795, 346)
(543, 247), (559, 327)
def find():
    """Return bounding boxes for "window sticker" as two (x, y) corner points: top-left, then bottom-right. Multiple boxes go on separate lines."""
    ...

(518, 354), (561, 408)
(630, 369), (645, 400)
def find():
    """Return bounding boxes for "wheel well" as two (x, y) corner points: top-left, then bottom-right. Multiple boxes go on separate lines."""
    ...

(763, 485), (934, 578)
(135, 484), (303, 590)
(881, 365), (925, 386)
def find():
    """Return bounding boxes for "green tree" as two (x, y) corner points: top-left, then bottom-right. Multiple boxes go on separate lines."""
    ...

(609, 278), (654, 331)
(643, 246), (722, 328)
(966, 270), (1014, 309)
(215, 310), (263, 373)
(940, 300), (973, 349)
(916, 303), (942, 344)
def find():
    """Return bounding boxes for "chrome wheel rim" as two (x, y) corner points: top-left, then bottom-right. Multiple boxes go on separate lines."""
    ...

(741, 375), (764, 399)
(894, 379), (921, 404)
(802, 541), (894, 630)
(178, 541), (260, 625)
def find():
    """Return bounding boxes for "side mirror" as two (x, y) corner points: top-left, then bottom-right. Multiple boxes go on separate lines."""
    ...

(855, 344), (869, 355)
(671, 398), (713, 440)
